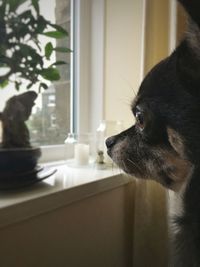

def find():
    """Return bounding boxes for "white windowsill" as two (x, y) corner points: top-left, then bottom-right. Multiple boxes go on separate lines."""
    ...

(0, 162), (133, 229)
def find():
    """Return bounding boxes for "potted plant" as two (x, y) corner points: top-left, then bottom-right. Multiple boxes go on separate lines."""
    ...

(0, 0), (70, 187)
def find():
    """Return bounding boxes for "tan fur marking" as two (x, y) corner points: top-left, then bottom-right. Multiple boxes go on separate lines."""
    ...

(150, 145), (193, 192)
(167, 127), (185, 157)
(162, 150), (192, 191)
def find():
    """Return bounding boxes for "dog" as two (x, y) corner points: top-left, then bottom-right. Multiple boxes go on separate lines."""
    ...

(106, 0), (200, 266)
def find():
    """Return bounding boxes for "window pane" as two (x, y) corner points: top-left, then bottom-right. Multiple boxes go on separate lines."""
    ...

(0, 0), (72, 146)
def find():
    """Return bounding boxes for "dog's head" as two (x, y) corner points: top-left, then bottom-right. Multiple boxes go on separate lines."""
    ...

(106, 38), (200, 191)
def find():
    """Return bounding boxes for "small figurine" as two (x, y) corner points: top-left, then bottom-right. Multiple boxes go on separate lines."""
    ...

(0, 91), (37, 148)
(95, 150), (106, 169)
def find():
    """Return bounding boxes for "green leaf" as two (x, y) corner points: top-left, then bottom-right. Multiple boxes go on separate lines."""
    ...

(15, 81), (22, 91)
(18, 10), (32, 19)
(49, 23), (69, 36)
(40, 68), (60, 81)
(50, 61), (67, 66)
(36, 15), (48, 33)
(31, 0), (40, 14)
(17, 44), (44, 67)
(0, 2), (6, 17)
(9, 0), (27, 12)
(45, 42), (53, 60)
(0, 79), (8, 89)
(18, 43), (33, 56)
(0, 62), (8, 68)
(42, 31), (67, 39)
(54, 47), (72, 53)
(39, 82), (48, 90)
(27, 83), (33, 89)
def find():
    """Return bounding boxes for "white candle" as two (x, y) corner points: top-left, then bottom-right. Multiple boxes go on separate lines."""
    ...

(74, 143), (89, 165)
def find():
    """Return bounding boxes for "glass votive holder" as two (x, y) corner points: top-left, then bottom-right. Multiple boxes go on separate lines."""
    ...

(64, 133), (95, 167)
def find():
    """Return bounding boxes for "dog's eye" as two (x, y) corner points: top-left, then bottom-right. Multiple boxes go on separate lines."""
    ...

(135, 111), (145, 130)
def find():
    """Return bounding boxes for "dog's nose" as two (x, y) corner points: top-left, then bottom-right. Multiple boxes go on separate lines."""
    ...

(105, 136), (116, 149)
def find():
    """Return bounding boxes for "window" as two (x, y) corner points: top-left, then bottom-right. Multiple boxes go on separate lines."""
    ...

(0, 0), (73, 146)
(28, 0), (73, 146)
(0, 0), (104, 162)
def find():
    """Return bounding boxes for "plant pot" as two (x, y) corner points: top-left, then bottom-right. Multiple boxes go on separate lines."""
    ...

(0, 147), (41, 174)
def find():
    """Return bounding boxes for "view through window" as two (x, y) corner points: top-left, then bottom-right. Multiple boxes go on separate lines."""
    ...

(0, 0), (72, 146)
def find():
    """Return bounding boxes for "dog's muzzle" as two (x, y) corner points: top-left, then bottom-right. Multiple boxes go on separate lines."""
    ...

(105, 136), (116, 157)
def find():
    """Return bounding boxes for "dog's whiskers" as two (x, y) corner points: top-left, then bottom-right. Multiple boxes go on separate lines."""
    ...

(127, 158), (143, 174)
(121, 159), (127, 172)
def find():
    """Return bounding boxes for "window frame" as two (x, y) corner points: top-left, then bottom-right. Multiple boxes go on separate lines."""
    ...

(169, 0), (177, 53)
(40, 0), (105, 163)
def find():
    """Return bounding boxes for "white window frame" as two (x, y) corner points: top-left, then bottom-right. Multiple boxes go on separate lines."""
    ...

(169, 0), (177, 53)
(40, 0), (105, 163)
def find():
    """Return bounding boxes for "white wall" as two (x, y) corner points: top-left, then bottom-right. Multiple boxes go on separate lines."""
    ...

(104, 0), (145, 128)
(0, 184), (135, 267)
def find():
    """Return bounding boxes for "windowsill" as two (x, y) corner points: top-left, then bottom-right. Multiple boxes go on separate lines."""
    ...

(0, 162), (133, 229)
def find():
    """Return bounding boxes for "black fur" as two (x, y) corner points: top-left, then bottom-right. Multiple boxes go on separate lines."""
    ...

(106, 0), (200, 266)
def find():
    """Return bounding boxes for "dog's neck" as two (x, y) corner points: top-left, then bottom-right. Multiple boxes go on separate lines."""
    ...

(172, 166), (200, 226)
(170, 166), (200, 266)
(182, 166), (200, 219)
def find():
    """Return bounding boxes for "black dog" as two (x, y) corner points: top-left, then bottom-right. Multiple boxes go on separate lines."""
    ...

(106, 0), (200, 266)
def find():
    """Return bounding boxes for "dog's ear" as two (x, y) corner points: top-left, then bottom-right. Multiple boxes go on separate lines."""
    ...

(177, 40), (200, 98)
(178, 0), (200, 28)
(176, 0), (200, 98)
(167, 127), (185, 158)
